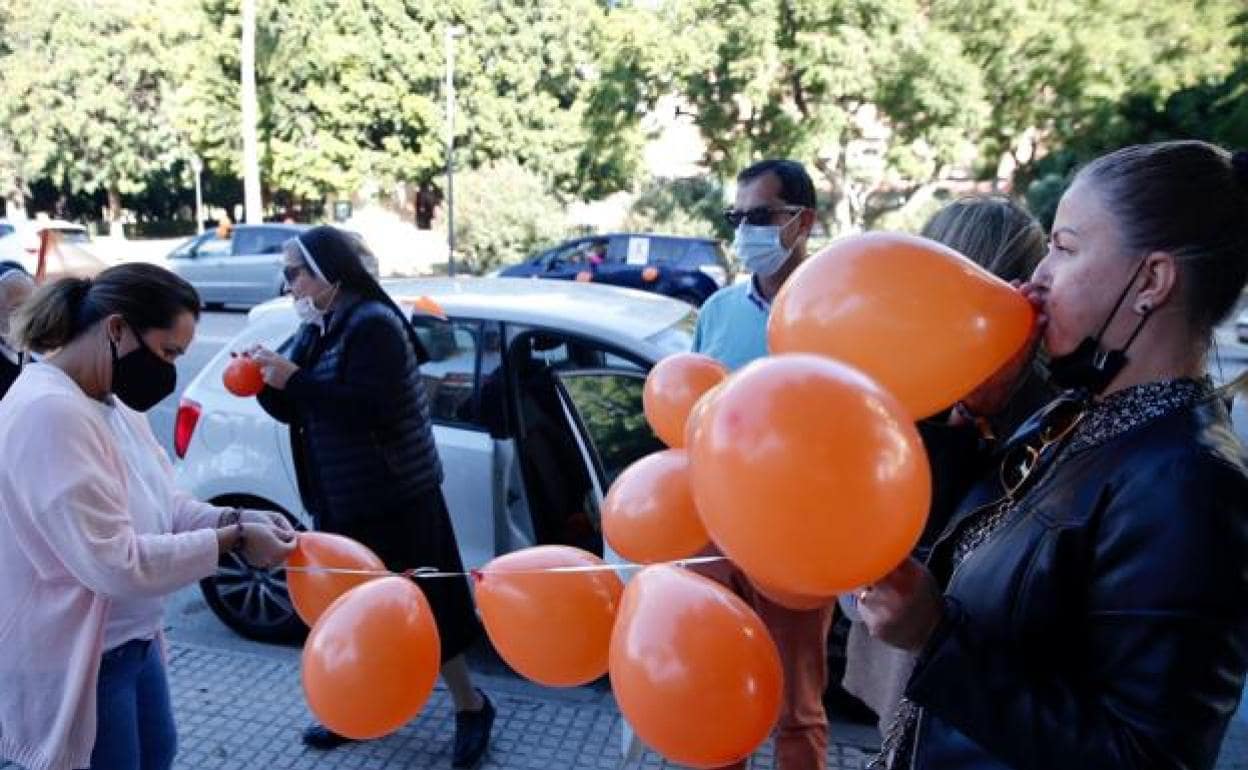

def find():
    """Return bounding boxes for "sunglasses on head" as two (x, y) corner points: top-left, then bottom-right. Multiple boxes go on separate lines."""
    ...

(723, 205), (804, 228)
(999, 398), (1087, 499)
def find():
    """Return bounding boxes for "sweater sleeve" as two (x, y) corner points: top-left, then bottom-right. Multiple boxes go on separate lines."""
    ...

(122, 405), (226, 533)
(11, 397), (220, 599)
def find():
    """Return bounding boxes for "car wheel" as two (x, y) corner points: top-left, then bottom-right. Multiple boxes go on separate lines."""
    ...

(198, 498), (306, 643)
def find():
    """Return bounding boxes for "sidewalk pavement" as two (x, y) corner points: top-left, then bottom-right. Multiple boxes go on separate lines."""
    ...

(4, 639), (1246, 769)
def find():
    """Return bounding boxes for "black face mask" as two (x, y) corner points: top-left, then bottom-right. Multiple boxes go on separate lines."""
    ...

(109, 325), (177, 412)
(1047, 257), (1151, 396)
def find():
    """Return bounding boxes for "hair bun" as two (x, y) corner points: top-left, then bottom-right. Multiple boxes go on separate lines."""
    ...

(1233, 150), (1248, 189)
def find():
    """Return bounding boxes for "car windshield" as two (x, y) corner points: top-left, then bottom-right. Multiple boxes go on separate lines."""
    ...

(645, 309), (696, 355)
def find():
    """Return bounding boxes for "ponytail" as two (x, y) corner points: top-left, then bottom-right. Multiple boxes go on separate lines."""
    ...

(12, 277), (92, 353)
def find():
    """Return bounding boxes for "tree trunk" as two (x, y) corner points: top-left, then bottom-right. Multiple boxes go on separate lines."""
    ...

(108, 187), (124, 237)
(240, 0), (263, 224)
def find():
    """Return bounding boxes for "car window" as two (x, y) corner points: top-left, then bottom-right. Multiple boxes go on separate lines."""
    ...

(411, 316), (483, 428)
(233, 228), (287, 256)
(195, 233), (231, 258)
(0, 224), (15, 238)
(54, 229), (89, 244)
(624, 236), (651, 266)
(558, 371), (664, 487)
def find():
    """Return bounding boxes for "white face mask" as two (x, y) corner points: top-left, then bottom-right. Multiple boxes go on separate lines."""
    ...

(733, 212), (801, 277)
(294, 284), (338, 325)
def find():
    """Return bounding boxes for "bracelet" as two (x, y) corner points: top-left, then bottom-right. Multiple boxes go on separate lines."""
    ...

(219, 507), (246, 553)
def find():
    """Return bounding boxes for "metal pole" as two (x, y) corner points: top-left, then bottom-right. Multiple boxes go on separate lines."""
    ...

(191, 155), (204, 234)
(445, 25), (459, 277)
(240, 0), (263, 224)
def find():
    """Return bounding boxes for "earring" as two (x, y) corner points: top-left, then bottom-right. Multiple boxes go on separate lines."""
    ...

(1136, 302), (1152, 315)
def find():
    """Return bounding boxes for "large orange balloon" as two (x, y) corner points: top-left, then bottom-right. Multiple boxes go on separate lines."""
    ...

(287, 532), (388, 627)
(475, 546), (623, 687)
(610, 565), (782, 768)
(602, 450), (708, 564)
(768, 232), (1035, 419)
(750, 577), (835, 611)
(683, 382), (723, 450)
(643, 353), (727, 448)
(302, 576), (441, 739)
(689, 354), (930, 597)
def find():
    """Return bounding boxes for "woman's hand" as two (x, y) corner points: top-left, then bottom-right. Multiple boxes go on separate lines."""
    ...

(238, 522), (297, 569)
(248, 346), (299, 390)
(858, 558), (945, 654)
(240, 508), (296, 535)
(957, 281), (1048, 419)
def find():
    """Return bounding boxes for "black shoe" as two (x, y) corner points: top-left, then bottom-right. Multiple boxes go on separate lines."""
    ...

(452, 690), (495, 768)
(302, 723), (355, 750)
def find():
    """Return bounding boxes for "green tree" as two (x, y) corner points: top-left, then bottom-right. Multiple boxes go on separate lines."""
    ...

(435, 159), (567, 274)
(0, 0), (198, 226)
(623, 176), (733, 241)
(593, 0), (987, 234)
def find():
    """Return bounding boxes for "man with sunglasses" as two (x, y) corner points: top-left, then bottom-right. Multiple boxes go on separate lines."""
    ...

(690, 159), (830, 770)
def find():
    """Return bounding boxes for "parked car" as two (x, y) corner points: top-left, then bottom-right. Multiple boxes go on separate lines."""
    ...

(166, 223), (309, 309)
(0, 218), (94, 274)
(173, 277), (694, 642)
(499, 233), (732, 306)
(1237, 307), (1248, 343)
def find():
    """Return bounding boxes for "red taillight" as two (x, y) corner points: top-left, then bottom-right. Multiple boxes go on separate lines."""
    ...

(174, 398), (202, 459)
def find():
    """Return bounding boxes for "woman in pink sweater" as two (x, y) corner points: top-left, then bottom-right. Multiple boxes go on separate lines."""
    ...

(0, 264), (296, 770)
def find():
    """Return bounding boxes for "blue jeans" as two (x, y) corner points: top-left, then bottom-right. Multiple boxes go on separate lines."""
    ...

(89, 639), (177, 770)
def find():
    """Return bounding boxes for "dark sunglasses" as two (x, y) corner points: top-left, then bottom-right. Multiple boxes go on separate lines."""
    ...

(723, 205), (804, 228)
(999, 399), (1087, 499)
(282, 264), (308, 284)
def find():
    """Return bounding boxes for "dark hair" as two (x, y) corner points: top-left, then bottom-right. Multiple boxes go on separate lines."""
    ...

(13, 263), (201, 353)
(294, 226), (430, 363)
(737, 159), (817, 209)
(1076, 141), (1248, 332)
(921, 196), (1047, 283)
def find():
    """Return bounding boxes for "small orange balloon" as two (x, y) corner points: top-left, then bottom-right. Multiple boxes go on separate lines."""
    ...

(302, 576), (441, 739)
(768, 232), (1035, 419)
(603, 449), (708, 564)
(689, 354), (930, 597)
(287, 532), (388, 627)
(641, 266), (660, 283)
(575, 270), (593, 283)
(222, 356), (264, 397)
(610, 565), (782, 769)
(643, 353), (727, 448)
(475, 546), (623, 687)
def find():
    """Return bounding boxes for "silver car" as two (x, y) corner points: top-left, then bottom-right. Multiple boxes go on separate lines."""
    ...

(167, 224), (308, 309)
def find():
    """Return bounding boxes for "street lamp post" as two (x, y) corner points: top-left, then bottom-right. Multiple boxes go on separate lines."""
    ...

(445, 25), (463, 277)
(190, 154), (204, 234)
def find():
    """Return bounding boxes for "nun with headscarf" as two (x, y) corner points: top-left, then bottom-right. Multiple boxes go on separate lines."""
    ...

(250, 226), (495, 765)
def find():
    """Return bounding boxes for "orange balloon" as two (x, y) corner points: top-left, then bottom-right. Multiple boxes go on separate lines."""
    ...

(287, 532), (388, 627)
(610, 565), (782, 768)
(750, 577), (835, 611)
(302, 576), (441, 739)
(643, 353), (727, 448)
(689, 354), (930, 597)
(768, 232), (1035, 419)
(602, 449), (708, 564)
(475, 546), (623, 687)
(575, 270), (593, 282)
(683, 382), (723, 450)
(222, 356), (264, 397)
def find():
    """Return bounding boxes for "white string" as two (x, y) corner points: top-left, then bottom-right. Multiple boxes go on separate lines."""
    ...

(282, 555), (728, 579)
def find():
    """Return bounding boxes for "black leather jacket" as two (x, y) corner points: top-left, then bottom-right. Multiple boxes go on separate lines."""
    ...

(906, 394), (1248, 770)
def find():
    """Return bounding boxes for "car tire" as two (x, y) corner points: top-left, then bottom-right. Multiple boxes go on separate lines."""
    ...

(198, 496), (307, 644)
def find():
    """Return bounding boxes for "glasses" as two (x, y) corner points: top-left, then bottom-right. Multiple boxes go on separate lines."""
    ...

(723, 205), (804, 228)
(999, 399), (1086, 499)
(282, 264), (307, 284)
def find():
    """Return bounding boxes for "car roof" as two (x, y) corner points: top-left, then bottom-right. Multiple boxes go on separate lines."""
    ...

(251, 277), (693, 344)
(558, 232), (718, 244)
(0, 218), (86, 231)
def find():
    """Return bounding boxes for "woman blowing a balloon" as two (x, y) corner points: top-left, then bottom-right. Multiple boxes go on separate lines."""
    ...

(859, 141), (1248, 770)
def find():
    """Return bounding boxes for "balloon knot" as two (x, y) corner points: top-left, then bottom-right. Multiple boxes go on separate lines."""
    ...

(470, 568), (484, 583)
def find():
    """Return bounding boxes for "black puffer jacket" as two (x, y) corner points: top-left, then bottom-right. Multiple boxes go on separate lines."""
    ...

(257, 297), (442, 528)
(907, 394), (1248, 770)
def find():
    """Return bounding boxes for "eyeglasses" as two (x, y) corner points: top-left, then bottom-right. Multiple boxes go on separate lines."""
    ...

(723, 205), (805, 228)
(999, 399), (1086, 499)
(282, 264), (307, 284)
